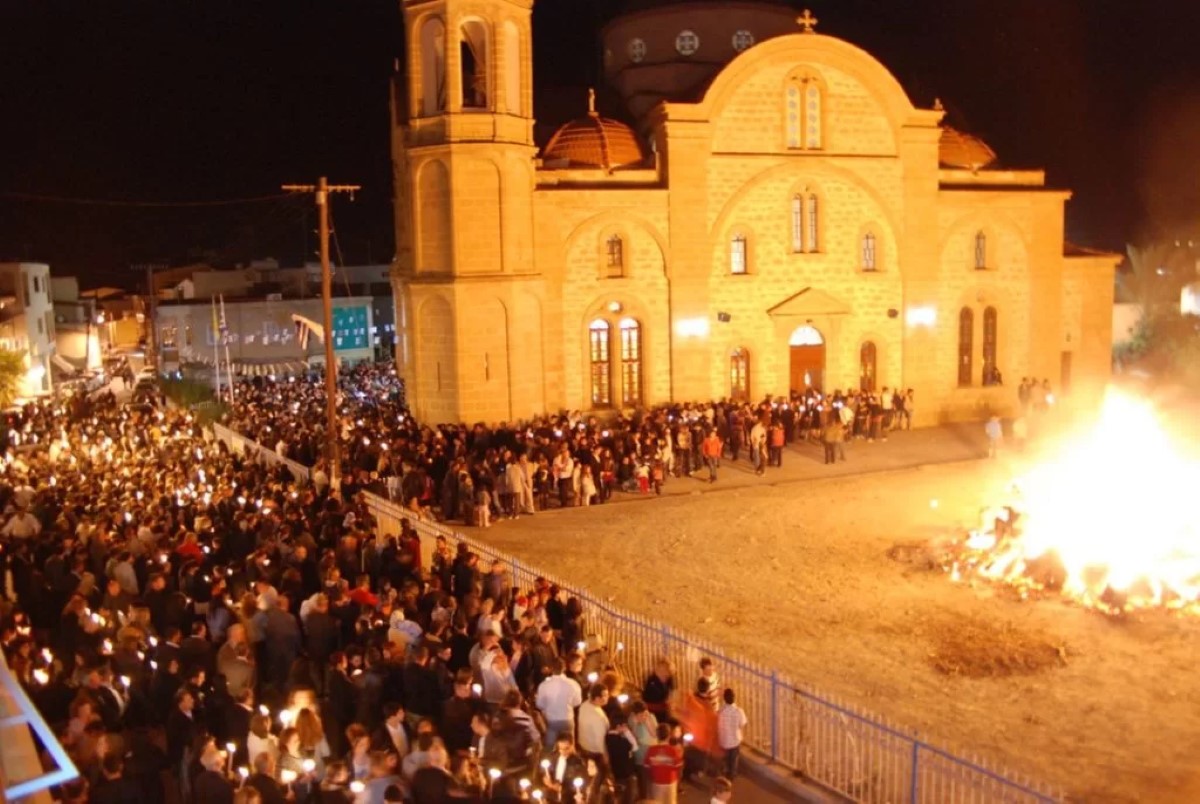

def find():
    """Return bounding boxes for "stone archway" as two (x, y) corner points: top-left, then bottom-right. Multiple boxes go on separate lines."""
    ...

(789, 324), (825, 392)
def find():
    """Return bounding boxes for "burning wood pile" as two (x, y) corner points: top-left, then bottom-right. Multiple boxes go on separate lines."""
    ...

(937, 391), (1200, 615)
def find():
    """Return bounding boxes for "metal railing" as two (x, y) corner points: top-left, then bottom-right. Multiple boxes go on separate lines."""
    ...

(211, 426), (1060, 803)
(212, 423), (311, 485)
(0, 653), (79, 802)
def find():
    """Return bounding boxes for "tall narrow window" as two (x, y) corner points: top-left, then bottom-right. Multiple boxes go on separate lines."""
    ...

(730, 348), (749, 402)
(606, 235), (624, 277)
(862, 232), (877, 271)
(785, 74), (823, 150)
(730, 234), (748, 275)
(805, 83), (822, 148)
(982, 306), (999, 386)
(958, 307), (974, 387)
(807, 194), (819, 252)
(974, 231), (987, 270)
(460, 21), (489, 109)
(786, 85), (802, 148)
(589, 320), (611, 407)
(860, 341), (877, 391)
(619, 318), (642, 406)
(791, 196), (804, 253)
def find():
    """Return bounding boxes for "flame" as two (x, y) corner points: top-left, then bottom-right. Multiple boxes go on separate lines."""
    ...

(964, 390), (1200, 612)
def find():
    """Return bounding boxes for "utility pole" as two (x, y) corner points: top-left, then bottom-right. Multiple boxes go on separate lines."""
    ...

(282, 177), (360, 488)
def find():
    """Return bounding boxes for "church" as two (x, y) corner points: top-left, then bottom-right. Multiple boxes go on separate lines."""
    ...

(390, 0), (1118, 426)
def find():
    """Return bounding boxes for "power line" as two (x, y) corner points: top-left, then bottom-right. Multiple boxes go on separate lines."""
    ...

(0, 190), (298, 208)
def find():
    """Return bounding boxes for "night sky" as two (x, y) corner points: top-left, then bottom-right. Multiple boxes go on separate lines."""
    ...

(3, 0), (1200, 287)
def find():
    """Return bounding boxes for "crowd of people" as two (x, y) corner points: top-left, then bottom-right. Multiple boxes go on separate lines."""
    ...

(0, 383), (751, 803)
(224, 364), (918, 525)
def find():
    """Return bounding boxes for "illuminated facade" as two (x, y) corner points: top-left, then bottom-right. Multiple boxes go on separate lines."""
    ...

(391, 0), (1118, 424)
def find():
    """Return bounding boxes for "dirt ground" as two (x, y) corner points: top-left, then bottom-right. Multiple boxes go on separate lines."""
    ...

(470, 457), (1200, 803)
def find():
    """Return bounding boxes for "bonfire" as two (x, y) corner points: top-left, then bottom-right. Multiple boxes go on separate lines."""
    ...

(945, 390), (1200, 614)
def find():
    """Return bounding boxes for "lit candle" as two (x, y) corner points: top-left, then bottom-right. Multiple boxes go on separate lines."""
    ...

(302, 758), (316, 775)
(350, 780), (365, 794)
(472, 683), (482, 696)
(532, 791), (544, 801)
(586, 672), (598, 684)
(280, 769), (297, 785)
(617, 694), (629, 705)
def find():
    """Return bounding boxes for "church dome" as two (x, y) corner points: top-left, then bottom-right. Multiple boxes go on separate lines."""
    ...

(543, 94), (646, 171)
(939, 125), (998, 170)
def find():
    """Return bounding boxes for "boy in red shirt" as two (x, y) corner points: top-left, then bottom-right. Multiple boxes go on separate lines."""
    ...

(644, 723), (683, 803)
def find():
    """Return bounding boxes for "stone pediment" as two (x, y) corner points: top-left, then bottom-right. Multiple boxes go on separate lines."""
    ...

(766, 287), (851, 317)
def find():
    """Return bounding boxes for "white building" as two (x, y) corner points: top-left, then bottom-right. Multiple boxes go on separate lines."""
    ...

(156, 295), (376, 376)
(0, 263), (55, 396)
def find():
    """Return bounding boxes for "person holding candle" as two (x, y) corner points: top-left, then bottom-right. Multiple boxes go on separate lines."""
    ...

(246, 751), (288, 804)
(193, 743), (235, 804)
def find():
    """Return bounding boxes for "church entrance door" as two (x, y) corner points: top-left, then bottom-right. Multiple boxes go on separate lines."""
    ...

(788, 325), (825, 393)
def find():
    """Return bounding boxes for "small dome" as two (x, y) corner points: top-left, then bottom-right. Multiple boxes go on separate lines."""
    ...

(543, 98), (646, 171)
(939, 125), (997, 170)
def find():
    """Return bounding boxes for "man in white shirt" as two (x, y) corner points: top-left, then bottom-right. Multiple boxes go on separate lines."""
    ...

(716, 688), (748, 780)
(1, 509), (40, 540)
(552, 444), (575, 508)
(576, 683), (610, 761)
(535, 657), (582, 751)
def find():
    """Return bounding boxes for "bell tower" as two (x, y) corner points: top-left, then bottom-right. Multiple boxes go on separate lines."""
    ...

(392, 0), (541, 424)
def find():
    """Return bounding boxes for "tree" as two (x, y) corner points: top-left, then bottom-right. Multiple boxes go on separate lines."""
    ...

(1120, 242), (1193, 312)
(0, 350), (25, 408)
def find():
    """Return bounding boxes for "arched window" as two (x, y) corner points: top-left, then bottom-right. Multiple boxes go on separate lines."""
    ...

(785, 73), (823, 150)
(807, 193), (819, 252)
(785, 84), (802, 149)
(974, 231), (987, 270)
(419, 18), (447, 116)
(730, 234), (748, 274)
(790, 195), (804, 253)
(619, 318), (642, 406)
(862, 232), (877, 271)
(805, 83), (822, 149)
(860, 341), (877, 391)
(589, 320), (611, 407)
(982, 307), (999, 385)
(605, 235), (624, 277)
(958, 307), (974, 387)
(730, 348), (750, 401)
(460, 20), (489, 109)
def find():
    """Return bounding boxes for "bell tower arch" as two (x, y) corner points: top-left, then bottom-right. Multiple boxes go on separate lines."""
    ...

(392, 0), (540, 423)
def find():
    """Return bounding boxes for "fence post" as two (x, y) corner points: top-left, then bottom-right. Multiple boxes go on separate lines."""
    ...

(770, 671), (779, 763)
(910, 741), (920, 804)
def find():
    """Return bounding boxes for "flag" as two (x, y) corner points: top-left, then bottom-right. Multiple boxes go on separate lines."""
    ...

(218, 294), (229, 336)
(211, 296), (220, 343)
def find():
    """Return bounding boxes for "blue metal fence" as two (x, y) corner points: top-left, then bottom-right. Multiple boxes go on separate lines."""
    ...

(213, 425), (1060, 803)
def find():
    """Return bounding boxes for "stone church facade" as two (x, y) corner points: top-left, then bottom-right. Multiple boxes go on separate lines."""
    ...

(391, 0), (1117, 425)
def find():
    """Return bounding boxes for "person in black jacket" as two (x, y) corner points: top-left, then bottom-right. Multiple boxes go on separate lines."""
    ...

(246, 751), (288, 804)
(304, 594), (341, 691)
(165, 688), (198, 777)
(90, 752), (141, 804)
(402, 644), (442, 727)
(190, 745), (234, 804)
(604, 712), (640, 804)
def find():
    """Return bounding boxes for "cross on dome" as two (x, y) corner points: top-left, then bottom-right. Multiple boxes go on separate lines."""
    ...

(797, 8), (818, 33)
(587, 87), (597, 116)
